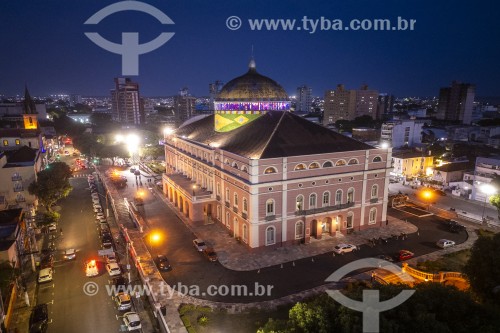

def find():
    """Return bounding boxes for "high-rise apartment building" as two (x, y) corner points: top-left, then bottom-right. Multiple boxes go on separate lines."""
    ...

(437, 81), (475, 124)
(323, 84), (378, 125)
(111, 78), (144, 125)
(174, 88), (196, 127)
(378, 94), (394, 117)
(296, 85), (312, 112)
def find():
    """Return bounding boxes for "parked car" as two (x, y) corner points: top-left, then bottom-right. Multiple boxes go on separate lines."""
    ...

(38, 268), (53, 283)
(64, 248), (76, 260)
(48, 223), (57, 233)
(123, 312), (141, 330)
(106, 263), (121, 276)
(445, 220), (465, 233)
(85, 260), (99, 277)
(375, 254), (394, 262)
(396, 250), (414, 261)
(111, 276), (128, 292)
(192, 239), (207, 252)
(203, 248), (218, 262)
(154, 255), (172, 271)
(436, 239), (455, 249)
(106, 252), (118, 263)
(114, 292), (132, 311)
(29, 303), (48, 333)
(333, 243), (358, 255)
(434, 189), (447, 196)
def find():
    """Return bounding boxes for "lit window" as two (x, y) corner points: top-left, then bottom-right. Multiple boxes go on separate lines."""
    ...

(15, 139), (20, 145)
(348, 159), (358, 165)
(296, 195), (304, 211)
(264, 167), (277, 174)
(294, 164), (306, 171)
(3, 140), (8, 146)
(335, 159), (346, 166)
(309, 162), (320, 169)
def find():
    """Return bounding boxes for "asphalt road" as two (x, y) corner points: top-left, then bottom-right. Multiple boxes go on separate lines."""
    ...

(106, 166), (469, 303)
(36, 170), (122, 333)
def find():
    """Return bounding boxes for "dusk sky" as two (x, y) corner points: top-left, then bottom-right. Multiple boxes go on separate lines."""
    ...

(1, 0), (499, 98)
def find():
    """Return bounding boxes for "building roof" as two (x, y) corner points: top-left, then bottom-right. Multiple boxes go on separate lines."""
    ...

(434, 161), (471, 172)
(216, 61), (288, 101)
(392, 151), (431, 159)
(176, 111), (373, 159)
(0, 208), (23, 239)
(3, 146), (38, 167)
(0, 128), (39, 138)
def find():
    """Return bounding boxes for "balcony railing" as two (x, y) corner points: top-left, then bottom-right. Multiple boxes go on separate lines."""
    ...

(14, 186), (24, 192)
(11, 175), (22, 181)
(216, 195), (221, 201)
(370, 198), (378, 203)
(241, 212), (247, 220)
(225, 201), (230, 208)
(265, 215), (276, 221)
(233, 206), (238, 213)
(295, 201), (355, 216)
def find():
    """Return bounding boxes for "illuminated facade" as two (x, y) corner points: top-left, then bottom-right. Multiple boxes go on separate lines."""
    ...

(163, 61), (390, 249)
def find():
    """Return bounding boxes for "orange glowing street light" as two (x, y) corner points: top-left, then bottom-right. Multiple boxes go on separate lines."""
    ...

(149, 231), (163, 255)
(422, 190), (433, 200)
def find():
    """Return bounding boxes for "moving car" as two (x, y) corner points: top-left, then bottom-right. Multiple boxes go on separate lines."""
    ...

(436, 239), (455, 249)
(64, 248), (76, 260)
(86, 260), (99, 277)
(123, 312), (141, 330)
(38, 268), (53, 283)
(114, 292), (132, 311)
(29, 303), (48, 333)
(192, 239), (207, 252)
(154, 255), (172, 271)
(333, 243), (358, 255)
(203, 248), (218, 262)
(106, 262), (121, 276)
(396, 250), (414, 261)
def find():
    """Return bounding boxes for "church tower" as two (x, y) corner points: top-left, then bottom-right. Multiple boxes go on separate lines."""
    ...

(22, 85), (38, 130)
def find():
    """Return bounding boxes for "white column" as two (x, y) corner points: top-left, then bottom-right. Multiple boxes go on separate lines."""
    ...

(281, 157), (288, 243)
(360, 151), (369, 226)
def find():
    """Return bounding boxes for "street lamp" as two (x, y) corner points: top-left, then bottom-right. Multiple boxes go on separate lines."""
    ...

(192, 184), (197, 196)
(126, 134), (140, 165)
(149, 231), (162, 255)
(420, 189), (434, 210)
(480, 184), (496, 222)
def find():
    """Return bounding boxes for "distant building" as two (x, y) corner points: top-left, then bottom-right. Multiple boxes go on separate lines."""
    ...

(0, 86), (48, 121)
(69, 94), (82, 106)
(323, 84), (378, 125)
(437, 81), (475, 124)
(174, 90), (196, 127)
(111, 78), (144, 125)
(391, 151), (434, 179)
(432, 161), (471, 186)
(378, 94), (394, 116)
(352, 128), (380, 142)
(464, 157), (500, 202)
(381, 119), (424, 148)
(296, 85), (312, 112)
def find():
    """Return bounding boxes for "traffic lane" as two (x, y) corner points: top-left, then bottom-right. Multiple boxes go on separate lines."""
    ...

(44, 178), (121, 333)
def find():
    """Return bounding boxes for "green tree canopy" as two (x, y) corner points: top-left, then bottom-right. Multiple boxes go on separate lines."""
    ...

(141, 145), (164, 160)
(28, 162), (72, 212)
(98, 144), (129, 165)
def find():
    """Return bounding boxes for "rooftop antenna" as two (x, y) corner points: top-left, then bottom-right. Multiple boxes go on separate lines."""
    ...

(249, 45), (256, 70)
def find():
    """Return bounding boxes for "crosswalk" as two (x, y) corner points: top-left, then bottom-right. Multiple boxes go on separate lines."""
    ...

(70, 173), (93, 178)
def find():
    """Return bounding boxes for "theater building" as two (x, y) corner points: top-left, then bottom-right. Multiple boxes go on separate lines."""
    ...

(162, 60), (391, 249)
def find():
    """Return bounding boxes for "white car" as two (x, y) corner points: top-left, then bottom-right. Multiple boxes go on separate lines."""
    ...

(192, 239), (207, 252)
(436, 239), (456, 249)
(115, 292), (132, 311)
(106, 263), (121, 276)
(64, 248), (76, 260)
(96, 212), (105, 219)
(333, 243), (358, 255)
(48, 223), (57, 232)
(38, 268), (53, 283)
(123, 312), (141, 330)
(93, 205), (103, 213)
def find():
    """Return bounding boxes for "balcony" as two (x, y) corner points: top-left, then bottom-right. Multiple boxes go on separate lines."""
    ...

(370, 198), (378, 203)
(233, 206), (238, 213)
(265, 215), (276, 221)
(11, 175), (22, 181)
(216, 195), (221, 201)
(13, 186), (24, 192)
(241, 212), (247, 220)
(225, 201), (230, 208)
(294, 201), (355, 216)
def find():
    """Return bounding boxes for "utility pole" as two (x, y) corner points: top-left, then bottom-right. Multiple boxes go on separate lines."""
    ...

(126, 242), (131, 283)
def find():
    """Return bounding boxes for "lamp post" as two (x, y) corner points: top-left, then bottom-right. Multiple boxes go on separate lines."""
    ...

(480, 184), (496, 222)
(149, 232), (162, 256)
(421, 189), (434, 210)
(192, 184), (197, 197)
(126, 134), (140, 165)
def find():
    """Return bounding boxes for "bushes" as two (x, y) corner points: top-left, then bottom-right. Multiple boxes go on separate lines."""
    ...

(178, 304), (213, 332)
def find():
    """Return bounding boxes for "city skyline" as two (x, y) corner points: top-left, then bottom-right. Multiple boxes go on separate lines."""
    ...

(1, 0), (499, 98)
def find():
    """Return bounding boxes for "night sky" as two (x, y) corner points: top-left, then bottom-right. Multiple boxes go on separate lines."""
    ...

(1, 0), (499, 98)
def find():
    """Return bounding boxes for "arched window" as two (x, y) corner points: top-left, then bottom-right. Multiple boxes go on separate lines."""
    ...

(369, 208), (377, 224)
(224, 158), (230, 165)
(309, 162), (320, 169)
(372, 156), (382, 163)
(296, 195), (304, 211)
(322, 191), (330, 207)
(225, 188), (230, 202)
(348, 159), (359, 165)
(216, 183), (221, 196)
(335, 159), (347, 166)
(335, 190), (342, 205)
(347, 188), (355, 203)
(232, 162), (238, 169)
(241, 166), (248, 173)
(266, 199), (275, 216)
(295, 221), (304, 239)
(294, 163), (306, 171)
(309, 193), (317, 209)
(264, 167), (277, 174)
(266, 226), (276, 245)
(322, 161), (333, 168)
(371, 184), (378, 198)
(225, 212), (230, 228)
(243, 198), (248, 213)
(242, 224), (248, 242)
(234, 193), (238, 207)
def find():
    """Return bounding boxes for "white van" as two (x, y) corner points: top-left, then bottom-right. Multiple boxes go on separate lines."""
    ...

(38, 268), (53, 283)
(436, 239), (455, 249)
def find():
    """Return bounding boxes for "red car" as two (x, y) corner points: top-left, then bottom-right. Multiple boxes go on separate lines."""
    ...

(397, 250), (414, 261)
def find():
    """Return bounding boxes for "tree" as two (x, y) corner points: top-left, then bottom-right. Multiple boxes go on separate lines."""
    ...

(463, 232), (500, 303)
(98, 144), (129, 165)
(141, 145), (164, 160)
(28, 162), (72, 212)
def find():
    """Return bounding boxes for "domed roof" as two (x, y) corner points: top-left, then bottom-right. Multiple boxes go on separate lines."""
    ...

(216, 60), (288, 101)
